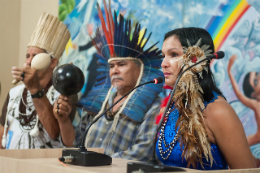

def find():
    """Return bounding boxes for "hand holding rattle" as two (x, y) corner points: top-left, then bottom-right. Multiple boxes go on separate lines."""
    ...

(12, 53), (52, 85)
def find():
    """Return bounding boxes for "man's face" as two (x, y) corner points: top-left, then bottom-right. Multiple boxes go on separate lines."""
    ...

(109, 60), (141, 92)
(26, 47), (52, 79)
(26, 47), (46, 66)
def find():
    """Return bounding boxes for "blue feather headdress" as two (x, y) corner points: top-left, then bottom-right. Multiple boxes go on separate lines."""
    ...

(78, 0), (163, 126)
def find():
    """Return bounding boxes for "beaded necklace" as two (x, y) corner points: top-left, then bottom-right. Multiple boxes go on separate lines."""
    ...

(18, 88), (37, 129)
(158, 99), (180, 160)
(17, 85), (55, 131)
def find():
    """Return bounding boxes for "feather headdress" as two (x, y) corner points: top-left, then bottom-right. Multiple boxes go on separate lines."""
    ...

(173, 38), (213, 169)
(78, 0), (163, 128)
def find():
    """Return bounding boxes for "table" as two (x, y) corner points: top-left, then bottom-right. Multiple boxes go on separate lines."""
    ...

(0, 148), (259, 173)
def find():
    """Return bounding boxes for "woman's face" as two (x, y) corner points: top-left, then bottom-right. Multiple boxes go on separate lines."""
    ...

(161, 35), (183, 87)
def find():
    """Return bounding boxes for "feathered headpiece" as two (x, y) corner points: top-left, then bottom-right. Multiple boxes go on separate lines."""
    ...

(78, 0), (163, 129)
(173, 38), (213, 168)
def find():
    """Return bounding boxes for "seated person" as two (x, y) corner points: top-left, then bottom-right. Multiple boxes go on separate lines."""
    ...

(52, 2), (163, 161)
(156, 27), (256, 169)
(0, 12), (71, 149)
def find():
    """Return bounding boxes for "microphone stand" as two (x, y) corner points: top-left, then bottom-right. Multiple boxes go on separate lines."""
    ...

(127, 56), (214, 172)
(59, 79), (159, 166)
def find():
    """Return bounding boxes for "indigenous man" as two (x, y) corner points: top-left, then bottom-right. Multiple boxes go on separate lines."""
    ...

(0, 12), (70, 149)
(53, 1), (163, 161)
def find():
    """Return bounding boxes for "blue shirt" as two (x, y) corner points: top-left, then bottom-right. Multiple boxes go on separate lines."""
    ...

(156, 92), (228, 170)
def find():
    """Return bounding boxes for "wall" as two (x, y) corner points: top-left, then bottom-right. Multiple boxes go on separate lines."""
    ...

(0, 0), (58, 112)
(0, 0), (21, 111)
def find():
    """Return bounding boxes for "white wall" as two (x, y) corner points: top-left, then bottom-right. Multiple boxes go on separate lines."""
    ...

(0, 0), (59, 112)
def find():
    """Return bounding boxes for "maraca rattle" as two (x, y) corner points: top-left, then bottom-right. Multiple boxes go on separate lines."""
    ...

(52, 63), (85, 96)
(12, 53), (52, 85)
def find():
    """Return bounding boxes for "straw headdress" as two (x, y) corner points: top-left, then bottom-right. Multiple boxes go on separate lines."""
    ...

(28, 12), (70, 60)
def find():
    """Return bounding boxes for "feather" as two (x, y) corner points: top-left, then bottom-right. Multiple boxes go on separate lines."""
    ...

(203, 66), (208, 73)
(174, 39), (214, 168)
(97, 1), (114, 56)
(195, 38), (202, 47)
(187, 39), (191, 47)
(78, 0), (163, 123)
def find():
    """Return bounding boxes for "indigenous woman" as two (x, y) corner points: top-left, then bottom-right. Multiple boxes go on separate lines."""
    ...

(156, 27), (256, 169)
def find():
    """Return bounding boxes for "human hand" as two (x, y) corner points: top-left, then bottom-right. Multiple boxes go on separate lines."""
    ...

(227, 54), (238, 73)
(22, 63), (42, 94)
(11, 66), (24, 82)
(53, 95), (72, 123)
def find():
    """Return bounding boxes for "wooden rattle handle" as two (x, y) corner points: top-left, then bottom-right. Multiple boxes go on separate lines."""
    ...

(12, 79), (20, 85)
(12, 71), (25, 85)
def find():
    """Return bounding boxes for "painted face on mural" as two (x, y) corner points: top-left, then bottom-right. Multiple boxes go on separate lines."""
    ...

(161, 35), (183, 87)
(109, 60), (141, 91)
(250, 71), (260, 98)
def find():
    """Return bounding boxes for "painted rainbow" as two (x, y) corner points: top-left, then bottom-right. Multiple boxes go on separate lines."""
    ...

(206, 0), (250, 51)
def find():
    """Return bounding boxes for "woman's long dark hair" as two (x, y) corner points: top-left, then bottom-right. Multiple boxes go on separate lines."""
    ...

(164, 27), (224, 102)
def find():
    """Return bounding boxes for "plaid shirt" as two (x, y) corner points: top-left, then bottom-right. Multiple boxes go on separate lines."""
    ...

(74, 94), (161, 161)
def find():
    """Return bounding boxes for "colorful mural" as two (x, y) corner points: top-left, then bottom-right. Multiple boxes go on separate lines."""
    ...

(59, 0), (260, 161)
(210, 0), (260, 161)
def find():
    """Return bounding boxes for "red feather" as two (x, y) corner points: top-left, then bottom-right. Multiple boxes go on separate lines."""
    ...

(97, 0), (114, 56)
(108, 0), (114, 45)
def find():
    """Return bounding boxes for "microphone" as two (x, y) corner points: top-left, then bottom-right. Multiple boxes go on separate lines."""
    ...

(153, 77), (163, 84)
(211, 51), (225, 60)
(59, 77), (163, 166)
(127, 51), (225, 172)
